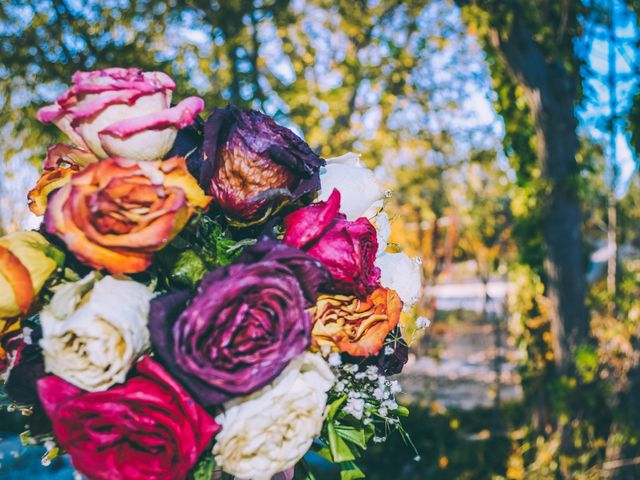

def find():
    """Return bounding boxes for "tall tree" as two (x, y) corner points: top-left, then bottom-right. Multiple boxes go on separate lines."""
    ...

(457, 0), (589, 374)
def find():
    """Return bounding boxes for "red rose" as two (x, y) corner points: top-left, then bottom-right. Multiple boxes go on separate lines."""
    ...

(283, 189), (380, 298)
(38, 357), (219, 480)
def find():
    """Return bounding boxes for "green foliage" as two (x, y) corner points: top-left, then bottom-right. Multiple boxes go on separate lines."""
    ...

(156, 215), (247, 290)
(356, 403), (520, 480)
(451, 150), (514, 279)
(574, 345), (599, 384)
(459, 4), (549, 278)
(190, 453), (217, 480)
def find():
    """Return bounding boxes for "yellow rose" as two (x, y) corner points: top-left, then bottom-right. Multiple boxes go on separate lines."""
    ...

(0, 232), (57, 319)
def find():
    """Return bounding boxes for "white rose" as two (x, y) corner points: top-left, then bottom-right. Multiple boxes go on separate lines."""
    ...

(40, 273), (152, 392)
(318, 152), (385, 220)
(376, 252), (422, 306)
(374, 212), (392, 253)
(213, 353), (335, 480)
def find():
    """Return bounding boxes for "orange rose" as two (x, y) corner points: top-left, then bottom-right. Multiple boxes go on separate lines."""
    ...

(28, 144), (98, 215)
(311, 288), (403, 357)
(44, 156), (211, 274)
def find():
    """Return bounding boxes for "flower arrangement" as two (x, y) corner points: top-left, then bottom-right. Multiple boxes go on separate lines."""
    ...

(1, 67), (425, 480)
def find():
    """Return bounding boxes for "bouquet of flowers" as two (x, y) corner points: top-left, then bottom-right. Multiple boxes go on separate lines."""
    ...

(0, 68), (424, 480)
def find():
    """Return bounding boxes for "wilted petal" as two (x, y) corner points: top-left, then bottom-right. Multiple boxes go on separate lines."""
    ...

(28, 144), (96, 215)
(99, 97), (205, 161)
(283, 188), (341, 249)
(0, 232), (57, 319)
(201, 107), (324, 225)
(318, 152), (385, 220)
(37, 68), (201, 162)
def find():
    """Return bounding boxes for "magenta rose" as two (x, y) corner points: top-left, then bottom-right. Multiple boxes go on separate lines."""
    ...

(148, 238), (330, 407)
(37, 67), (204, 161)
(199, 106), (324, 225)
(37, 357), (219, 480)
(283, 189), (381, 298)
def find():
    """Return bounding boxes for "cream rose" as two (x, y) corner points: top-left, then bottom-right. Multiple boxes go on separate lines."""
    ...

(213, 353), (335, 480)
(40, 273), (152, 392)
(318, 152), (385, 220)
(376, 251), (422, 306)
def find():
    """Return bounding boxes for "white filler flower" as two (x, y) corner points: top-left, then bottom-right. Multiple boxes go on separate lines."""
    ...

(318, 152), (385, 220)
(40, 273), (152, 392)
(213, 353), (335, 480)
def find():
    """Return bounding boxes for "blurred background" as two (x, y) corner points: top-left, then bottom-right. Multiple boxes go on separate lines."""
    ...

(1, 0), (640, 478)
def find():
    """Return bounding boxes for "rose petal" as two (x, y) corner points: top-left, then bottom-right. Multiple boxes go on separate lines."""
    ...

(42, 143), (98, 170)
(0, 246), (34, 315)
(36, 105), (91, 151)
(283, 189), (341, 249)
(37, 356), (218, 480)
(96, 97), (203, 162)
(99, 97), (205, 138)
(73, 91), (170, 158)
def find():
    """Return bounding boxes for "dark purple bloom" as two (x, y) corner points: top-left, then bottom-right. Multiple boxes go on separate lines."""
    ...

(165, 115), (204, 177)
(200, 106), (324, 226)
(377, 331), (410, 375)
(149, 239), (330, 406)
(4, 322), (52, 436)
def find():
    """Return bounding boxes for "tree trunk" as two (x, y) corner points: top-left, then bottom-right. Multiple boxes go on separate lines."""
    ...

(606, 0), (619, 304)
(489, 20), (589, 374)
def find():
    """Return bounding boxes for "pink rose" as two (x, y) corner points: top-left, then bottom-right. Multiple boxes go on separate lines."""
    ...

(38, 357), (219, 480)
(37, 68), (204, 161)
(283, 189), (381, 298)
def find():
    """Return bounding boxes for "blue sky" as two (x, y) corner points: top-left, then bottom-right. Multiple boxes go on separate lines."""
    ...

(578, 0), (639, 195)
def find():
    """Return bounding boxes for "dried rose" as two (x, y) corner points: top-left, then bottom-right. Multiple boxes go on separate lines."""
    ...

(311, 288), (403, 357)
(37, 68), (204, 161)
(38, 357), (219, 480)
(283, 189), (381, 298)
(199, 106), (324, 225)
(28, 143), (98, 215)
(44, 156), (211, 274)
(148, 238), (330, 406)
(0, 232), (57, 319)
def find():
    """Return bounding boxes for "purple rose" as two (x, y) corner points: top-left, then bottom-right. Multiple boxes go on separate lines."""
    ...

(199, 107), (324, 226)
(149, 239), (330, 406)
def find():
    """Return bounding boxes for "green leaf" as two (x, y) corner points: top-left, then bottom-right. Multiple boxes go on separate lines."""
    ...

(335, 425), (367, 450)
(294, 458), (317, 480)
(169, 249), (208, 289)
(327, 395), (347, 422)
(41, 447), (59, 466)
(574, 344), (598, 383)
(194, 215), (244, 267)
(396, 405), (410, 416)
(311, 443), (334, 463)
(328, 423), (356, 462)
(19, 430), (37, 446)
(42, 244), (65, 268)
(339, 461), (366, 480)
(191, 454), (216, 480)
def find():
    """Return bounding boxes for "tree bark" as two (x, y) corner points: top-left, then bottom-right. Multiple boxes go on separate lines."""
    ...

(488, 19), (589, 374)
